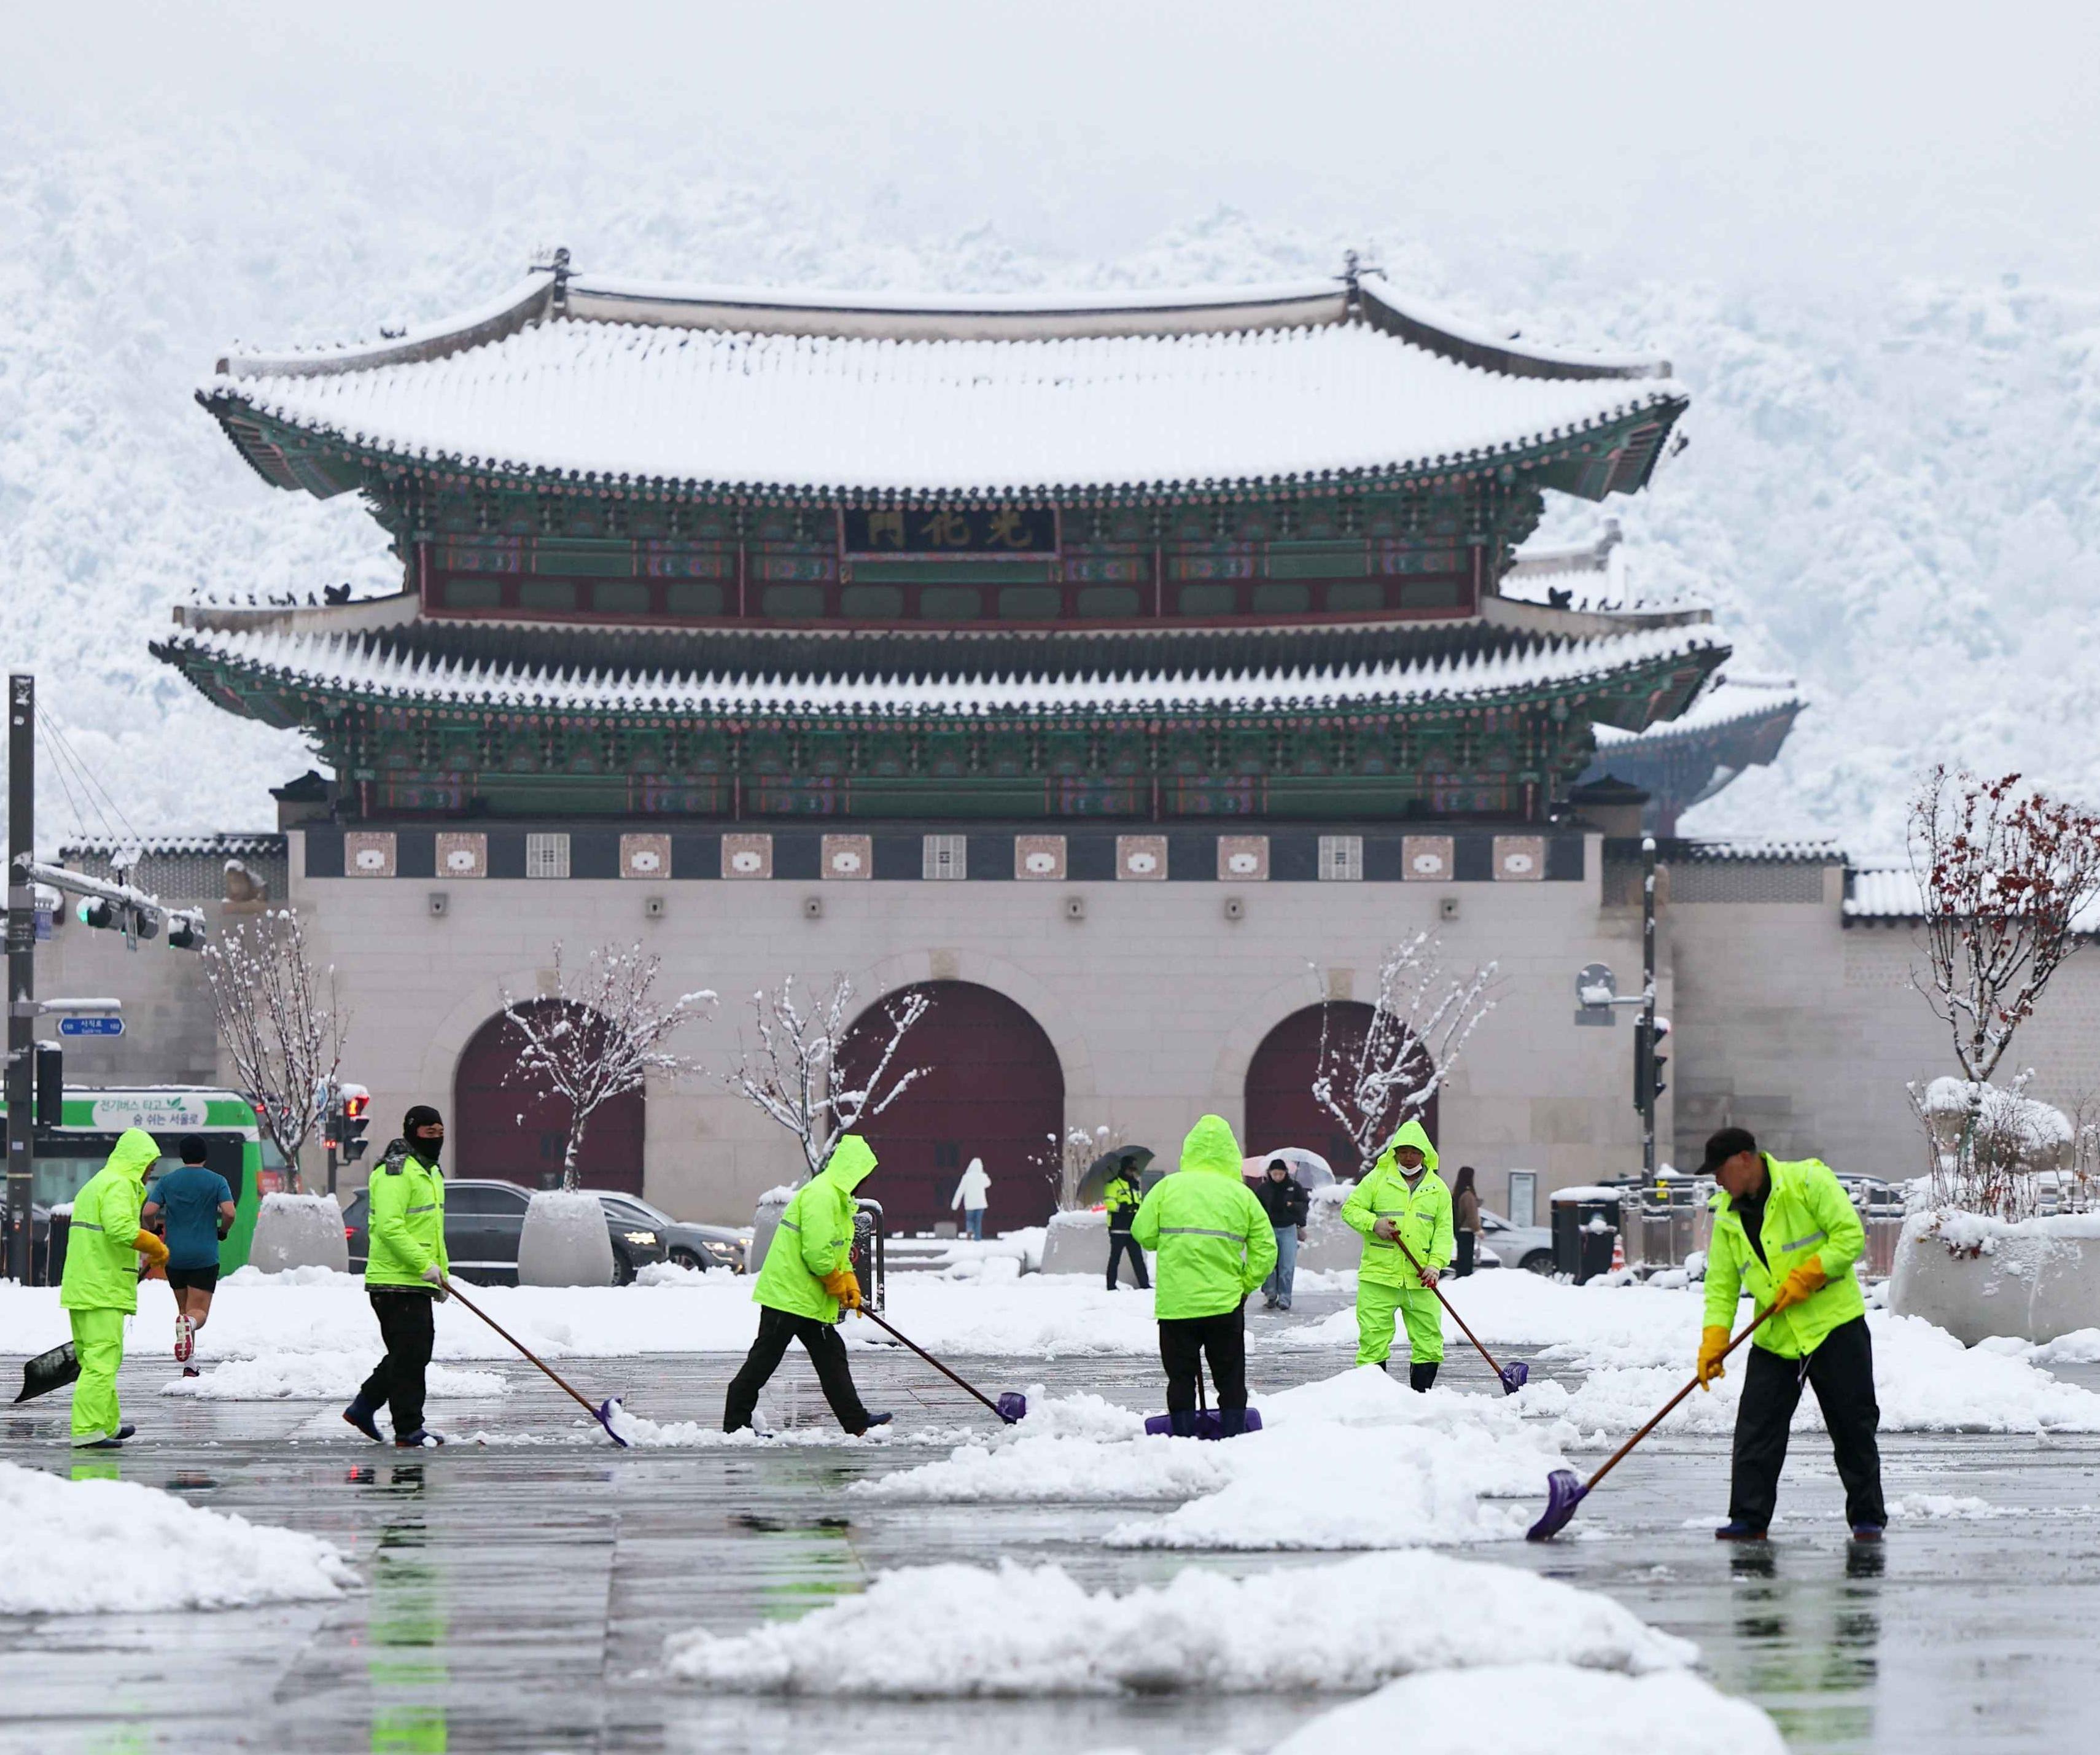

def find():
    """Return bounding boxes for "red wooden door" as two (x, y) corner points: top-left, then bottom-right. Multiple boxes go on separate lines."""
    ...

(834, 981), (1064, 1234)
(451, 1002), (645, 1193)
(1243, 1002), (1439, 1178)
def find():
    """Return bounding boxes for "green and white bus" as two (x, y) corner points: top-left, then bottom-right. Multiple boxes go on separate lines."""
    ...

(2, 1087), (268, 1272)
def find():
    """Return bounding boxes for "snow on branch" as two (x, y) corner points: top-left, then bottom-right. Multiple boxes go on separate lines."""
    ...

(499, 943), (713, 1190)
(1909, 765), (2100, 1086)
(1310, 934), (1497, 1175)
(201, 908), (346, 1189)
(722, 975), (930, 1177)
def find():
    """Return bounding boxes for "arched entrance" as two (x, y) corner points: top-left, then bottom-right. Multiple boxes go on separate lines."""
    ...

(834, 981), (1064, 1234)
(1243, 1002), (1439, 1179)
(452, 1002), (645, 1193)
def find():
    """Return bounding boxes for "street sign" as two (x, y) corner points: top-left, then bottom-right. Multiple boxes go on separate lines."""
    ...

(58, 1015), (123, 1038)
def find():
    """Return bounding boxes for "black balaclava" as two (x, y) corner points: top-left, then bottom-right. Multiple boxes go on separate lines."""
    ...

(403, 1104), (445, 1163)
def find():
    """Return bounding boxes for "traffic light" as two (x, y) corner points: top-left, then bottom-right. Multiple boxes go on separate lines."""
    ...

(1633, 1016), (1671, 1111)
(76, 898), (119, 930)
(341, 1089), (371, 1162)
(168, 915), (201, 950)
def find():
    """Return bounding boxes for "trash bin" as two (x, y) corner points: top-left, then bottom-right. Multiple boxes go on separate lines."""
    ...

(42, 1208), (70, 1288)
(1550, 1188), (1622, 1283)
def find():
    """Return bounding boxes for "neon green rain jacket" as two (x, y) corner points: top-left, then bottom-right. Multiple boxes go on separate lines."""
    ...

(1704, 1153), (1867, 1358)
(60, 1129), (161, 1313)
(365, 1152), (450, 1289)
(755, 1134), (876, 1322)
(1342, 1118), (1455, 1288)
(1128, 1115), (1277, 1320)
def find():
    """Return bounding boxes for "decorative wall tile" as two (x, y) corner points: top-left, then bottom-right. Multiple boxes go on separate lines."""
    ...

(1318, 835), (1363, 881)
(1217, 835), (1270, 881)
(1117, 835), (1168, 881)
(822, 834), (873, 879)
(922, 835), (968, 880)
(1494, 835), (1546, 881)
(722, 833), (772, 880)
(1015, 835), (1067, 881)
(1402, 836), (1454, 882)
(525, 833), (570, 879)
(344, 831), (397, 878)
(620, 833), (671, 879)
(434, 832), (486, 879)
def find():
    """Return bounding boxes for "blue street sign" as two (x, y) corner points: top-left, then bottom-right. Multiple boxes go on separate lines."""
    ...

(58, 1015), (123, 1037)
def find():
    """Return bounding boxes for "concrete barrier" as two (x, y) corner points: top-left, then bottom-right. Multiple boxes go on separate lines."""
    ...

(517, 1189), (616, 1287)
(1887, 1209), (2100, 1344)
(248, 1193), (350, 1275)
(1041, 1208), (1154, 1284)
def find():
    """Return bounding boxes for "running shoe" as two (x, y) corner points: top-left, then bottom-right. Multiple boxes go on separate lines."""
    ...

(174, 1315), (194, 1364)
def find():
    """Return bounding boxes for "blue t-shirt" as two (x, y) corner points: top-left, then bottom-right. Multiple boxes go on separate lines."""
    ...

(151, 1165), (233, 1271)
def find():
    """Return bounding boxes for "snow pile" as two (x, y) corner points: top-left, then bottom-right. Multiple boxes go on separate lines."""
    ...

(161, 1353), (507, 1401)
(855, 1368), (1569, 1549)
(0, 1461), (357, 1613)
(1269, 1664), (1783, 1755)
(1887, 1494), (2022, 1520)
(663, 1550), (1692, 1694)
(634, 1260), (709, 1287)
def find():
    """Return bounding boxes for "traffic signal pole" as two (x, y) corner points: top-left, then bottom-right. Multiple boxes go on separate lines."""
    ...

(1640, 833), (1658, 1183)
(6, 675), (35, 1283)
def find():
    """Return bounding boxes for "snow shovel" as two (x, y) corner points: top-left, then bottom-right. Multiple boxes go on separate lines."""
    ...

(440, 1278), (630, 1448)
(1385, 1229), (1529, 1394)
(1145, 1352), (1262, 1439)
(1526, 1302), (1778, 1541)
(15, 1341), (80, 1404)
(860, 1308), (1025, 1424)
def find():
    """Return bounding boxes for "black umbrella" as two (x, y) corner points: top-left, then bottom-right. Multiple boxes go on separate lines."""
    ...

(1078, 1146), (1155, 1207)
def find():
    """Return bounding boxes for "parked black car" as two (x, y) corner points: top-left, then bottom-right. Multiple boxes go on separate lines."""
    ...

(343, 1179), (668, 1285)
(589, 1189), (745, 1273)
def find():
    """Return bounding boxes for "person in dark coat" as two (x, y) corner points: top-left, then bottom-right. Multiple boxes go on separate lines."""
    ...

(1451, 1165), (1482, 1278)
(1254, 1158), (1310, 1310)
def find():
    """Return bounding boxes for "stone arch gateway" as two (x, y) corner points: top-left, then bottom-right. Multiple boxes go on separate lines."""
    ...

(1242, 1002), (1439, 1179)
(452, 1001), (645, 1193)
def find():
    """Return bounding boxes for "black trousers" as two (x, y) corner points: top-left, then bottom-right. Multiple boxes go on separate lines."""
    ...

(1106, 1229), (1150, 1290)
(723, 1304), (872, 1434)
(1159, 1303), (1247, 1414)
(1455, 1231), (1476, 1278)
(359, 1288), (436, 1437)
(1729, 1314), (1886, 1529)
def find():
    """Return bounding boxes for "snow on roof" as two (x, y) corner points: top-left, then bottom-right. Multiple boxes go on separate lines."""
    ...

(160, 621), (1721, 722)
(1676, 838), (1843, 863)
(203, 270), (1683, 500)
(1592, 674), (1805, 747)
(1846, 863), (2100, 930)
(60, 834), (283, 858)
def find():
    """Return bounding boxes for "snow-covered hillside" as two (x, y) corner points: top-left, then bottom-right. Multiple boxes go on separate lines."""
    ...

(5, 113), (2096, 850)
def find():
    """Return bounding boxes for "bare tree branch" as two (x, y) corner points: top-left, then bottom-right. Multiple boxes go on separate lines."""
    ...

(201, 909), (347, 1191)
(720, 975), (930, 1177)
(499, 944), (712, 1190)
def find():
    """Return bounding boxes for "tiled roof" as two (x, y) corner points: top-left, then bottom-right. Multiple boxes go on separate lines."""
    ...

(1845, 863), (2100, 930)
(201, 270), (1684, 502)
(1592, 674), (1806, 749)
(155, 620), (1721, 722)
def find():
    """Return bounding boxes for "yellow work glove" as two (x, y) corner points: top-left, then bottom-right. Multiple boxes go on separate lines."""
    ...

(1696, 1326), (1730, 1391)
(1772, 1260), (1827, 1312)
(821, 1267), (863, 1313)
(133, 1229), (170, 1269)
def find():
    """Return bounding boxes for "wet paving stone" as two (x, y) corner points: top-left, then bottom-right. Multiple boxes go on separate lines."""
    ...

(6, 1296), (2100, 1751)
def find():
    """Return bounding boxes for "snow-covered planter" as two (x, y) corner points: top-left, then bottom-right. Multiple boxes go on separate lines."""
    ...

(747, 1186), (795, 1281)
(247, 1193), (349, 1275)
(1296, 1185), (1364, 1274)
(516, 1189), (615, 1288)
(1887, 1208), (2100, 1344)
(1040, 1208), (1114, 1277)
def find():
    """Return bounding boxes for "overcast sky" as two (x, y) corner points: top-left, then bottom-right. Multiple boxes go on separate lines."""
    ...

(18, 1), (2098, 288)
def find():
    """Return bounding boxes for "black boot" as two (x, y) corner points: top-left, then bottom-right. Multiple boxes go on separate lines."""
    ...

(1168, 1408), (1199, 1437)
(1218, 1406), (1247, 1438)
(342, 1394), (383, 1443)
(1409, 1363), (1439, 1393)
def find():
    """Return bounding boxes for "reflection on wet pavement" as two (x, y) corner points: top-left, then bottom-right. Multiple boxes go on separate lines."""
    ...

(2, 1291), (2099, 1751)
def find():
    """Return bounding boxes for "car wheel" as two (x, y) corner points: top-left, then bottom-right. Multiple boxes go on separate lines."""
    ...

(670, 1248), (706, 1272)
(1520, 1250), (1556, 1277)
(612, 1250), (636, 1287)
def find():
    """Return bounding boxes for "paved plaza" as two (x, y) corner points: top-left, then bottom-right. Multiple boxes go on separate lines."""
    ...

(6, 1293), (2099, 1753)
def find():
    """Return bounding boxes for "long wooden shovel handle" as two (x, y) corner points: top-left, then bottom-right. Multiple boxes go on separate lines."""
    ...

(1386, 1228), (1515, 1380)
(441, 1278), (608, 1423)
(860, 1307), (1007, 1419)
(1580, 1305), (1776, 1495)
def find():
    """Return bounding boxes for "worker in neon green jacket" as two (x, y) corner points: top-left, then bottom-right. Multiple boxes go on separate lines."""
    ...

(1129, 1115), (1275, 1436)
(1341, 1117), (1453, 1390)
(344, 1105), (453, 1449)
(723, 1134), (892, 1436)
(1696, 1126), (1884, 1541)
(60, 1129), (169, 1447)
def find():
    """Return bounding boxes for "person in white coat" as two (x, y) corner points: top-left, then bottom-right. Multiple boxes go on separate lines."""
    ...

(951, 1157), (992, 1240)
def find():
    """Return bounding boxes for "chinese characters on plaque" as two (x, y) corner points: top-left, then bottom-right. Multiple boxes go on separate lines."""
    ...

(840, 506), (1059, 558)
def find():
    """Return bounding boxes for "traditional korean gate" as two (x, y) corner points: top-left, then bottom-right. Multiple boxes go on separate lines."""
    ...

(452, 1002), (645, 1193)
(834, 981), (1064, 1234)
(1242, 1002), (1437, 1179)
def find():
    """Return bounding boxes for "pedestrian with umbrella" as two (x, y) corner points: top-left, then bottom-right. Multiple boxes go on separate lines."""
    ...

(1341, 1118), (1453, 1390)
(1254, 1157), (1309, 1310)
(1101, 1151), (1150, 1291)
(1129, 1116), (1275, 1437)
(60, 1128), (168, 1447)
(1697, 1127), (1886, 1541)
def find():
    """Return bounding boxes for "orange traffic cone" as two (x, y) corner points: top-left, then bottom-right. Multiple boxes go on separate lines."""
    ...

(1610, 1232), (1626, 1274)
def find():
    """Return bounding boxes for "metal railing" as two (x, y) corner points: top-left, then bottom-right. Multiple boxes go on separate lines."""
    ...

(1618, 1174), (1909, 1280)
